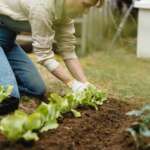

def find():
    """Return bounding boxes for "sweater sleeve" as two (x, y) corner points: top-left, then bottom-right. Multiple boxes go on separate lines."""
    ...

(54, 18), (77, 60)
(29, 1), (55, 64)
(28, 2), (60, 71)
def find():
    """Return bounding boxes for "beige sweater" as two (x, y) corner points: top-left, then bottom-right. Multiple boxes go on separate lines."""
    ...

(0, 0), (77, 67)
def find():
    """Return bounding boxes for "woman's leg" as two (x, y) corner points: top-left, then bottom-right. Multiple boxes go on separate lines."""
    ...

(0, 25), (45, 98)
(6, 44), (46, 98)
(0, 47), (20, 98)
(0, 26), (20, 98)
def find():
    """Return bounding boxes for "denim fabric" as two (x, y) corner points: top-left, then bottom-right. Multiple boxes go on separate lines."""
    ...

(0, 47), (20, 98)
(0, 25), (46, 99)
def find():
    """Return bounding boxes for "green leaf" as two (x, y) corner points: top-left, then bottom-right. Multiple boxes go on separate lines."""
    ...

(40, 119), (59, 132)
(143, 115), (150, 125)
(71, 109), (81, 118)
(49, 93), (64, 104)
(23, 131), (39, 141)
(36, 102), (49, 120)
(140, 124), (150, 137)
(127, 105), (150, 117)
(0, 85), (13, 103)
(0, 110), (27, 140)
(5, 85), (13, 97)
(127, 105), (150, 149)
(25, 112), (44, 131)
(48, 103), (61, 120)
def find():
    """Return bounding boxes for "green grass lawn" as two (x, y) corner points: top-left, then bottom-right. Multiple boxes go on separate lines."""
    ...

(81, 47), (150, 102)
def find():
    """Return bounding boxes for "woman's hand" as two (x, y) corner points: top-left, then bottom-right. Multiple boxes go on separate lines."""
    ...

(67, 79), (95, 93)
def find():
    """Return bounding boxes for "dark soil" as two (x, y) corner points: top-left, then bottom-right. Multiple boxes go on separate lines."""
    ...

(0, 98), (137, 150)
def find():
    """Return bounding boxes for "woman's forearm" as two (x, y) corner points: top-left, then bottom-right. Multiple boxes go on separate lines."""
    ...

(64, 58), (87, 83)
(43, 58), (73, 84)
(51, 65), (73, 84)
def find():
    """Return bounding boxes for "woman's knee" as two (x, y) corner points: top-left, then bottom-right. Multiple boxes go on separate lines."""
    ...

(19, 79), (46, 99)
(19, 78), (46, 98)
(31, 80), (46, 97)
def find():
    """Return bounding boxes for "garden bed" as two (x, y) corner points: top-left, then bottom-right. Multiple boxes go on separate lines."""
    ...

(0, 98), (136, 150)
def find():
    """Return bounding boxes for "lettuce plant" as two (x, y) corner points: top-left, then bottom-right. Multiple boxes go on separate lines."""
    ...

(0, 86), (107, 141)
(126, 105), (150, 150)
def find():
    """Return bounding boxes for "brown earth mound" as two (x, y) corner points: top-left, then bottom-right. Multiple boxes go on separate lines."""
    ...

(0, 99), (136, 150)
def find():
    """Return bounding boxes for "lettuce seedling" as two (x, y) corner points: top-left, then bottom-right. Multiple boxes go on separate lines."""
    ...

(0, 110), (28, 140)
(72, 86), (107, 110)
(127, 105), (150, 150)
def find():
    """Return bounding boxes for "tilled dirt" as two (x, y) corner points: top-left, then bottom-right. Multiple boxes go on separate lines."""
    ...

(0, 98), (137, 150)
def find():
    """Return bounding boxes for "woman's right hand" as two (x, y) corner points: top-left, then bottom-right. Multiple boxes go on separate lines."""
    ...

(67, 79), (89, 93)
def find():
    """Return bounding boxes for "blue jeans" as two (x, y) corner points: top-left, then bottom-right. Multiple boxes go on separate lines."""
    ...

(0, 24), (46, 99)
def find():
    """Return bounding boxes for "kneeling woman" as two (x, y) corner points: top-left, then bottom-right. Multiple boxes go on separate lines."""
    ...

(0, 0), (104, 100)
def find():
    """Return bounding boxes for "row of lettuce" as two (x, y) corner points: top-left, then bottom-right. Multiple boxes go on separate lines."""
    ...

(0, 85), (107, 141)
